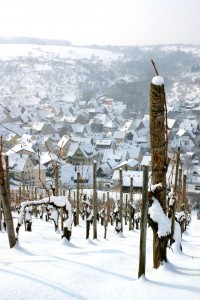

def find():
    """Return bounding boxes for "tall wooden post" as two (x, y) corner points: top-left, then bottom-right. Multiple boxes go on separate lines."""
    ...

(177, 166), (182, 211)
(0, 148), (16, 248)
(59, 179), (62, 196)
(182, 174), (187, 232)
(170, 148), (180, 245)
(68, 187), (71, 203)
(174, 147), (180, 194)
(22, 171), (25, 200)
(19, 186), (22, 203)
(5, 155), (10, 202)
(107, 191), (110, 223)
(93, 161), (97, 239)
(182, 175), (186, 208)
(55, 164), (59, 196)
(119, 168), (123, 232)
(34, 187), (37, 200)
(76, 171), (80, 226)
(129, 176), (134, 230)
(149, 76), (168, 268)
(125, 194), (128, 225)
(138, 166), (149, 278)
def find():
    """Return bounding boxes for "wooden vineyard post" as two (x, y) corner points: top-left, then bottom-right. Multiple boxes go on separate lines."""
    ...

(34, 187), (37, 200)
(19, 186), (22, 203)
(149, 73), (168, 268)
(68, 187), (71, 203)
(182, 174), (187, 232)
(129, 176), (134, 230)
(174, 147), (180, 194)
(170, 147), (180, 245)
(125, 194), (128, 225)
(177, 166), (182, 212)
(107, 191), (110, 224)
(55, 163), (59, 197)
(5, 155), (10, 203)
(119, 168), (123, 232)
(138, 165), (149, 278)
(59, 179), (62, 196)
(76, 171), (80, 226)
(93, 161), (97, 239)
(22, 171), (25, 200)
(0, 143), (16, 248)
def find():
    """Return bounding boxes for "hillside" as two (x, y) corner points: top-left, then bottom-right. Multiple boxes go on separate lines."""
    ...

(0, 42), (199, 116)
(0, 210), (199, 300)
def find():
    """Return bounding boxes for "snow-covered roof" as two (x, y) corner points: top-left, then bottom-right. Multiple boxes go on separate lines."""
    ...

(32, 122), (44, 131)
(167, 119), (177, 129)
(176, 129), (186, 137)
(71, 123), (85, 134)
(114, 159), (139, 170)
(102, 149), (122, 163)
(140, 155), (151, 166)
(113, 131), (126, 139)
(112, 170), (148, 187)
(57, 135), (70, 148)
(38, 151), (57, 165)
(97, 139), (113, 146)
(9, 153), (32, 171)
(10, 143), (35, 154)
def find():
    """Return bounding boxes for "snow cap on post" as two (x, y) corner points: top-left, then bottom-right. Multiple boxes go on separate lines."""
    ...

(152, 76), (164, 86)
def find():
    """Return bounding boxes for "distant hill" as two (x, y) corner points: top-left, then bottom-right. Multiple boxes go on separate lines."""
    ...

(0, 41), (199, 116)
(0, 36), (72, 46)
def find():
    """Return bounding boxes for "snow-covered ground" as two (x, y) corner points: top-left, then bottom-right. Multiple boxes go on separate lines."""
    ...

(0, 210), (200, 300)
(0, 44), (122, 62)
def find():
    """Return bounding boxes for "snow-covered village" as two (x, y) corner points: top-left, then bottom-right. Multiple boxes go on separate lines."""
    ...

(1, 1), (200, 300)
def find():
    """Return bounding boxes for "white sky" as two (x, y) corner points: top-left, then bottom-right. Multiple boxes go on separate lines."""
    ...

(0, 0), (199, 45)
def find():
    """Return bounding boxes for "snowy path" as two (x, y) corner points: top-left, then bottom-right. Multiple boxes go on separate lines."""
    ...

(0, 212), (200, 299)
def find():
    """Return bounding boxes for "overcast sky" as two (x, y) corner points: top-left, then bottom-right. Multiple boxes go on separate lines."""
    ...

(0, 0), (199, 46)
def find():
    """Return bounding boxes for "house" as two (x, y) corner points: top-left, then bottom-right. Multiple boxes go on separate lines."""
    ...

(117, 144), (142, 162)
(89, 113), (112, 132)
(70, 124), (86, 136)
(112, 170), (151, 193)
(120, 119), (134, 132)
(102, 149), (122, 164)
(32, 122), (56, 136)
(125, 129), (138, 144)
(97, 159), (118, 178)
(191, 106), (200, 116)
(179, 119), (200, 135)
(57, 135), (72, 158)
(60, 164), (93, 189)
(67, 143), (98, 165)
(8, 143), (35, 161)
(113, 130), (126, 145)
(140, 155), (152, 170)
(9, 153), (35, 182)
(171, 129), (195, 153)
(136, 136), (149, 149)
(113, 159), (139, 171)
(167, 119), (179, 133)
(96, 139), (116, 151)
(36, 151), (58, 175)
(3, 133), (20, 150)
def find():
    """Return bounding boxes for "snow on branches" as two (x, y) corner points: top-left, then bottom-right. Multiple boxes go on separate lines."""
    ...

(149, 196), (171, 238)
(16, 196), (72, 241)
(148, 183), (171, 238)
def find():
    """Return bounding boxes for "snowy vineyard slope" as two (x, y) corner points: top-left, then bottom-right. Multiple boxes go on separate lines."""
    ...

(0, 211), (200, 300)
